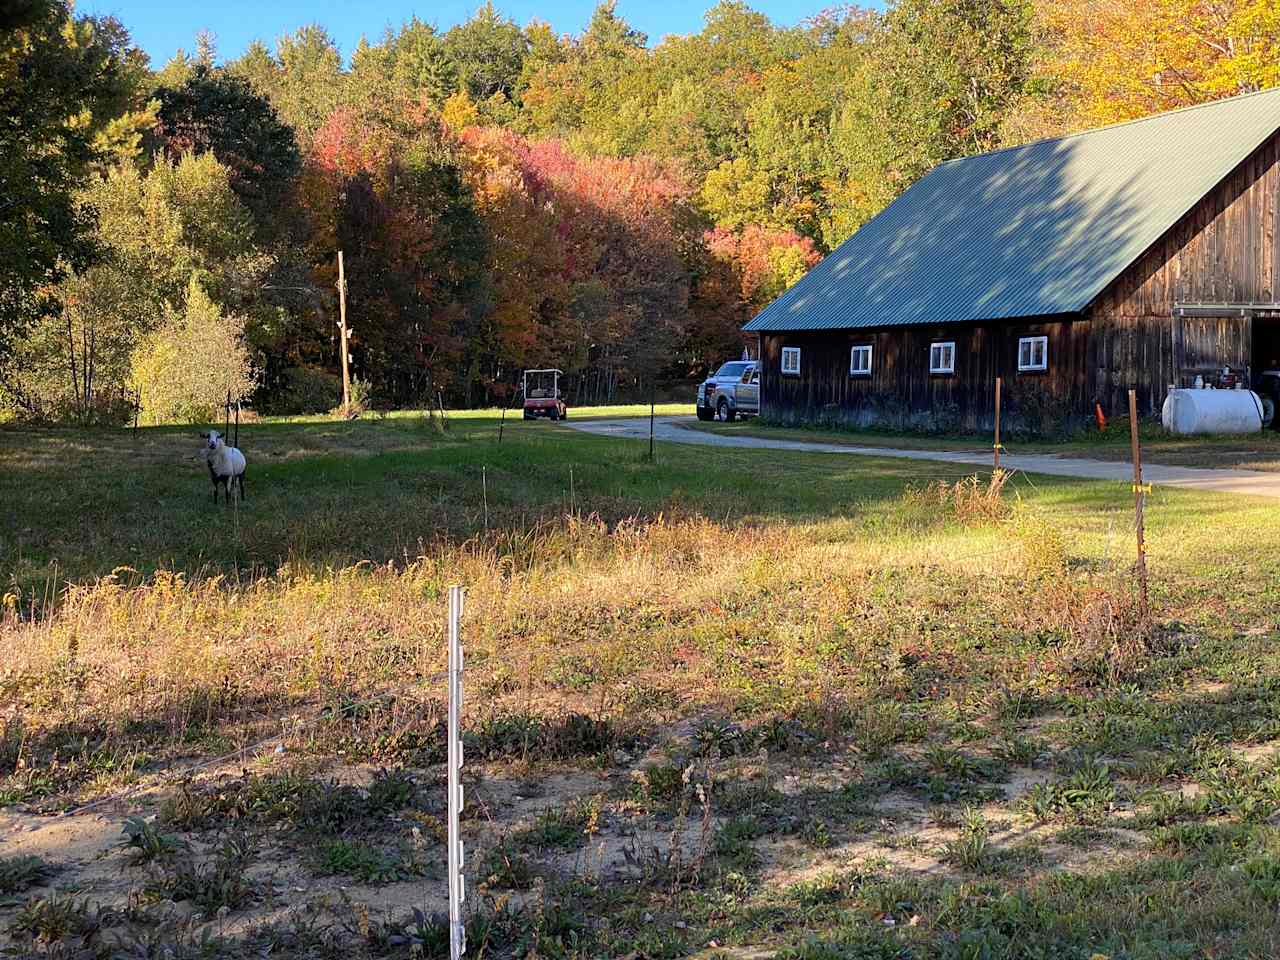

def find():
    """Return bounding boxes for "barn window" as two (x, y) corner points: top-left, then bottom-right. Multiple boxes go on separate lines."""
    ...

(1018, 335), (1048, 372)
(850, 344), (873, 375)
(781, 346), (801, 375)
(929, 341), (955, 374)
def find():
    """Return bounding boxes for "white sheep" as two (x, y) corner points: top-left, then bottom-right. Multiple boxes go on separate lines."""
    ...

(201, 430), (246, 504)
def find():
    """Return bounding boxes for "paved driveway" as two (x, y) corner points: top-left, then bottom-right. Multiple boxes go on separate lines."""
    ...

(564, 416), (1280, 500)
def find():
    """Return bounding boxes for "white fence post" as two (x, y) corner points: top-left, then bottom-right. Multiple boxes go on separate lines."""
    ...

(447, 585), (466, 959)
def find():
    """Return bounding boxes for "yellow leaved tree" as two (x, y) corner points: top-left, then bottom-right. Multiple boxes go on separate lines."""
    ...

(1043, 0), (1280, 127)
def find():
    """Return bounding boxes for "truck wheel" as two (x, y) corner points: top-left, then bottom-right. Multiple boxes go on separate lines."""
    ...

(696, 404), (714, 421)
(717, 398), (736, 422)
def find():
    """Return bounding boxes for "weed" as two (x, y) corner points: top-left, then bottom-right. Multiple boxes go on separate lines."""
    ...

(6, 895), (104, 942)
(849, 702), (908, 759)
(790, 873), (848, 907)
(637, 763), (688, 809)
(1150, 822), (1218, 853)
(0, 716), (26, 775)
(1010, 509), (1067, 577)
(904, 471), (1010, 525)
(313, 839), (419, 884)
(942, 807), (991, 872)
(471, 711), (619, 762)
(480, 840), (535, 890)
(993, 735), (1044, 766)
(516, 796), (601, 852)
(1021, 758), (1115, 822)
(1243, 856), (1280, 902)
(365, 767), (418, 814)
(120, 816), (188, 865)
(692, 718), (743, 758)
(144, 830), (258, 915)
(0, 854), (54, 895)
(713, 818), (762, 871)
(299, 780), (366, 833)
(799, 817), (834, 849)
(380, 907), (451, 955)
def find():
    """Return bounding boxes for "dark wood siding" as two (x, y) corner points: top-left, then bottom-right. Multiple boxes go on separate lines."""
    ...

(761, 317), (1090, 433)
(1089, 128), (1280, 415)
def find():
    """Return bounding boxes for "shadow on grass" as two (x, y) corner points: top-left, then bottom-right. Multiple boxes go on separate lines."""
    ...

(0, 416), (1116, 600)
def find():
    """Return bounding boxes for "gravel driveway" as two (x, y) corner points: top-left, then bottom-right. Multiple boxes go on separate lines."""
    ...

(563, 416), (1280, 500)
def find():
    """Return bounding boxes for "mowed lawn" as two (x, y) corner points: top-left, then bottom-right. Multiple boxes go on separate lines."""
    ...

(3, 409), (1280, 958)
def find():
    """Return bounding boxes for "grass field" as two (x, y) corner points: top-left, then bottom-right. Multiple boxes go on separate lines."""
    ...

(688, 415), (1280, 472)
(3, 406), (1280, 958)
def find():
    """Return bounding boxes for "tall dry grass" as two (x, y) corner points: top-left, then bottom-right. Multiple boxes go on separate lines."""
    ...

(1, 502), (1156, 800)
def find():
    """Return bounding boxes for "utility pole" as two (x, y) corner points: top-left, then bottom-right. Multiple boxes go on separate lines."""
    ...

(337, 251), (351, 416)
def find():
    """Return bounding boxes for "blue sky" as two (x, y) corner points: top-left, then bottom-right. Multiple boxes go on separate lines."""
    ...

(79, 0), (838, 67)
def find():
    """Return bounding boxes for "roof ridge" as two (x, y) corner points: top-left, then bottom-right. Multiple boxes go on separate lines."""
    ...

(937, 84), (1280, 168)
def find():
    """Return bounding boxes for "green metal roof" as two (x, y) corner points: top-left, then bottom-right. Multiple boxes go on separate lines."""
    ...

(744, 87), (1280, 333)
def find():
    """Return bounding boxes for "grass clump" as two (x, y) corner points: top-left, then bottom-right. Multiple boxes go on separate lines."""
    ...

(5, 895), (104, 943)
(515, 796), (602, 852)
(0, 854), (54, 895)
(942, 807), (992, 871)
(480, 840), (535, 890)
(902, 470), (1012, 526)
(312, 838), (424, 884)
(1021, 758), (1116, 822)
(143, 831), (259, 915)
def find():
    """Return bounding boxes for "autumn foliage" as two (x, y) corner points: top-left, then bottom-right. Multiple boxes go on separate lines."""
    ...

(4, 0), (1278, 420)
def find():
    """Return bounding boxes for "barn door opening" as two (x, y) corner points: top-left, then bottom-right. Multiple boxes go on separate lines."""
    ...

(1253, 316), (1280, 379)
(1252, 314), (1280, 427)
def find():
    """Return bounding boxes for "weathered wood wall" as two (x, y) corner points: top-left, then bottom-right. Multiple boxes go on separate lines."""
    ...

(1089, 128), (1280, 414)
(761, 317), (1090, 434)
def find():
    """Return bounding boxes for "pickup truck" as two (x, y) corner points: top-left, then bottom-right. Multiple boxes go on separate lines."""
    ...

(695, 360), (760, 421)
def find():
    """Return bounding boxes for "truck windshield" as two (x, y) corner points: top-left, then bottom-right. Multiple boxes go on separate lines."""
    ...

(715, 362), (749, 378)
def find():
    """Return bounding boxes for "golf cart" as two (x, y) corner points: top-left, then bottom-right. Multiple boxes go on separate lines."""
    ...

(523, 369), (567, 420)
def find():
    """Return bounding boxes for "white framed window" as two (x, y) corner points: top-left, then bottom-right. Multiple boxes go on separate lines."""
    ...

(929, 341), (956, 374)
(850, 344), (873, 375)
(781, 346), (801, 375)
(1018, 335), (1048, 372)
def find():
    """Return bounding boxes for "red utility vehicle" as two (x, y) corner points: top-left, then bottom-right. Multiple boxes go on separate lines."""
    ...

(522, 369), (567, 420)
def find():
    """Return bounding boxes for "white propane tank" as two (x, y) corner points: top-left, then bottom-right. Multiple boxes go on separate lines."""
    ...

(1161, 387), (1265, 435)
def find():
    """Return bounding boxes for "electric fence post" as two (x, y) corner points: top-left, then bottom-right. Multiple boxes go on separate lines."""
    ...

(447, 585), (466, 959)
(1127, 390), (1151, 623)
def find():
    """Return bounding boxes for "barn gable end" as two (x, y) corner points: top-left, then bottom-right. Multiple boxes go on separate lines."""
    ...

(1089, 128), (1280, 416)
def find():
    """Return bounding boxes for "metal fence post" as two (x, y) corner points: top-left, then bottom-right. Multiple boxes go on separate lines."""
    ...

(1127, 390), (1151, 623)
(993, 377), (1002, 471)
(447, 585), (466, 959)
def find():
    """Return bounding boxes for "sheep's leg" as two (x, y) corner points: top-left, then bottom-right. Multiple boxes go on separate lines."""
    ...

(238, 471), (246, 502)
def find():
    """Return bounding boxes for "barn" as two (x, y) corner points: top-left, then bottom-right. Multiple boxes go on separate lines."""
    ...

(743, 86), (1280, 434)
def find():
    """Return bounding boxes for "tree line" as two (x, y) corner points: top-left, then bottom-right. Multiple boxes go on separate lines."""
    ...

(1, 0), (1277, 421)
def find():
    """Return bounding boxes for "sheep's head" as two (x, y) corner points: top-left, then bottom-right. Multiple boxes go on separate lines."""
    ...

(202, 430), (224, 451)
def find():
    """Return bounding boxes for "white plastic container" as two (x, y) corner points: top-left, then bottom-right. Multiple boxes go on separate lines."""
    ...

(1161, 387), (1264, 435)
